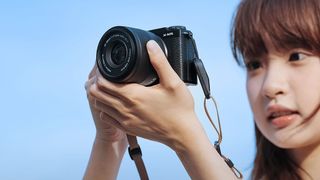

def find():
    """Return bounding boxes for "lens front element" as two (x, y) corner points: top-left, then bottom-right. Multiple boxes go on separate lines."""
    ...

(110, 41), (127, 66)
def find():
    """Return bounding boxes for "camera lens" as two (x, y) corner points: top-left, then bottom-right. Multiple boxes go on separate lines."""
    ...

(96, 26), (167, 86)
(110, 41), (127, 66)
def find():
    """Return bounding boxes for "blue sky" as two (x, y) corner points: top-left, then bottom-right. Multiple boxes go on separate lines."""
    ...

(0, 0), (255, 179)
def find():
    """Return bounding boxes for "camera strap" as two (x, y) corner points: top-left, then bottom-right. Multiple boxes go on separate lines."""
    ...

(193, 58), (243, 179)
(127, 134), (149, 180)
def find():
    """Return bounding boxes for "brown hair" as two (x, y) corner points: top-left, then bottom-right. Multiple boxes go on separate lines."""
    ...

(230, 0), (320, 179)
(231, 0), (320, 65)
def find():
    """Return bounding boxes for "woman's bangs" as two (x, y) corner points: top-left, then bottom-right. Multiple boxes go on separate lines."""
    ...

(232, 0), (320, 65)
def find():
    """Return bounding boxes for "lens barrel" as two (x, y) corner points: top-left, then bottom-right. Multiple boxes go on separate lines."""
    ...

(96, 26), (167, 86)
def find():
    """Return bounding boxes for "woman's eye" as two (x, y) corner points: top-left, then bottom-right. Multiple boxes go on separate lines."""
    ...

(246, 61), (262, 71)
(289, 52), (307, 61)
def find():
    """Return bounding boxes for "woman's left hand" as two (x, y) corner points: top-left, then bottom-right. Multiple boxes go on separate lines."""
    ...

(87, 40), (203, 149)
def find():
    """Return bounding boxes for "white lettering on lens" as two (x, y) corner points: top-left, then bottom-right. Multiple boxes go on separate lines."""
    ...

(101, 54), (111, 72)
(120, 63), (128, 71)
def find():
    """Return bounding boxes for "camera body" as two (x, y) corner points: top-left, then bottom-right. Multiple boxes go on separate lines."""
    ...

(96, 26), (198, 86)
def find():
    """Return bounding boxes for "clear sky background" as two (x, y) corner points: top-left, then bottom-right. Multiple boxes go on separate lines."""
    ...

(0, 0), (255, 179)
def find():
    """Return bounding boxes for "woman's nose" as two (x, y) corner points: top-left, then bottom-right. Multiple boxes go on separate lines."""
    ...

(261, 64), (289, 100)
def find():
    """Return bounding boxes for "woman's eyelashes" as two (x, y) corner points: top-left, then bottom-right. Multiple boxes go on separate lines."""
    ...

(245, 51), (311, 71)
(245, 60), (262, 71)
(288, 52), (308, 62)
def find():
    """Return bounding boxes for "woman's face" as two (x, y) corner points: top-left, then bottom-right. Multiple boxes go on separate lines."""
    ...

(246, 42), (320, 149)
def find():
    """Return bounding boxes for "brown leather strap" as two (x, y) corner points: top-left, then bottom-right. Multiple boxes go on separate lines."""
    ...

(127, 135), (149, 180)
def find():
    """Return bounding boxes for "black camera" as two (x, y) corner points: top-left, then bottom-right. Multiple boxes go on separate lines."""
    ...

(96, 26), (199, 86)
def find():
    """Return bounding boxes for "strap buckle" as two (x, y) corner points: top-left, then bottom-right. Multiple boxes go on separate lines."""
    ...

(128, 146), (142, 160)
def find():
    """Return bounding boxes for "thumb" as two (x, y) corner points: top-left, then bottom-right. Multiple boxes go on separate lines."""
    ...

(146, 40), (181, 87)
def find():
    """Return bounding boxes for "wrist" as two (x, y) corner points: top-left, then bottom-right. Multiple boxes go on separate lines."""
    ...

(95, 128), (127, 143)
(167, 113), (211, 154)
(84, 133), (128, 180)
(94, 132), (128, 149)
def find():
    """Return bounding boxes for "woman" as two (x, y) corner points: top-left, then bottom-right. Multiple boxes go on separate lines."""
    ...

(84, 0), (320, 179)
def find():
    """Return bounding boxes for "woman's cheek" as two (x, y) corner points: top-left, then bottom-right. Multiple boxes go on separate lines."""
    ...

(247, 78), (260, 109)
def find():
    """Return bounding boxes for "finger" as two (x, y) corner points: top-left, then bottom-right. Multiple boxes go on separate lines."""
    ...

(100, 112), (127, 132)
(88, 63), (98, 79)
(100, 112), (137, 137)
(99, 112), (129, 141)
(85, 75), (96, 91)
(89, 83), (128, 111)
(94, 98), (127, 121)
(95, 68), (144, 101)
(146, 40), (182, 87)
(93, 74), (129, 102)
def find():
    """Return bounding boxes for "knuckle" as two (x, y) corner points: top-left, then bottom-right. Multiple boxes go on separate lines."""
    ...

(88, 85), (97, 97)
(112, 102), (125, 114)
(125, 105), (139, 115)
(86, 91), (93, 100)
(117, 104), (131, 114)
(129, 94), (140, 103)
(126, 90), (141, 103)
(121, 113), (135, 128)
(121, 120), (130, 128)
(166, 80), (184, 92)
(96, 76), (105, 89)
(121, 117), (135, 128)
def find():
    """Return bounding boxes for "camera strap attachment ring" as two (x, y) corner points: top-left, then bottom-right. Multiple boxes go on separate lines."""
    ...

(127, 135), (149, 180)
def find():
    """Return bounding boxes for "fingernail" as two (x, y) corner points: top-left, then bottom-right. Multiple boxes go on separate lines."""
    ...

(146, 40), (158, 53)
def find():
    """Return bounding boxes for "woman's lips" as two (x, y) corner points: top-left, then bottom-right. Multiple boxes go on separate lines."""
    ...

(268, 112), (299, 129)
(266, 105), (299, 129)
